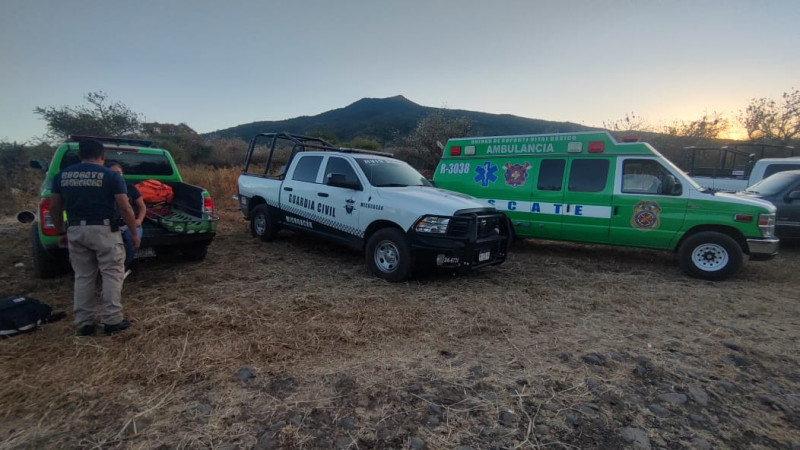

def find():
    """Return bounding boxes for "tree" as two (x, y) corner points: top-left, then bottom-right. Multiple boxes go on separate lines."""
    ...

(34, 91), (144, 141)
(602, 112), (648, 133)
(739, 88), (800, 144)
(401, 112), (471, 170)
(663, 112), (729, 140)
(141, 122), (209, 164)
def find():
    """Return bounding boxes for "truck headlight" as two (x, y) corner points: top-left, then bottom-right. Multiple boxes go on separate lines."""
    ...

(415, 216), (450, 234)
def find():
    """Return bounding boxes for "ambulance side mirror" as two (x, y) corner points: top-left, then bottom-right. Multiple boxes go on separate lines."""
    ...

(662, 175), (681, 196)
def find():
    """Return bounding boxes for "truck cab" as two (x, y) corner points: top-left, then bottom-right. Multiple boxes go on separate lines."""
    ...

(236, 132), (509, 281)
(433, 132), (779, 280)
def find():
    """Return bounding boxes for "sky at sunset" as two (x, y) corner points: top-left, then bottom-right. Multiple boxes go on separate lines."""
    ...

(2, 0), (799, 143)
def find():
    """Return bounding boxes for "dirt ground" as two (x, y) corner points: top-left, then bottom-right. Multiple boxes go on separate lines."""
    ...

(1, 209), (799, 449)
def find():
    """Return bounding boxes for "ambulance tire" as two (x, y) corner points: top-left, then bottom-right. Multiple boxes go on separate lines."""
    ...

(678, 231), (743, 281)
(366, 228), (411, 282)
(250, 204), (278, 242)
(31, 224), (68, 279)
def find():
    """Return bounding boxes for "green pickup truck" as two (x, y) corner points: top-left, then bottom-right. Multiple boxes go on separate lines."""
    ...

(23, 135), (218, 278)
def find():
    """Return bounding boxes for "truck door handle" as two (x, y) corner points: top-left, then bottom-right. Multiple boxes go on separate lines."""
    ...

(613, 206), (618, 215)
(283, 187), (293, 192)
(318, 192), (329, 197)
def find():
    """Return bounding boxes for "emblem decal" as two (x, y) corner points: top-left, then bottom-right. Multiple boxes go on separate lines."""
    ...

(503, 162), (531, 188)
(474, 162), (499, 187)
(631, 200), (661, 230)
(345, 198), (355, 214)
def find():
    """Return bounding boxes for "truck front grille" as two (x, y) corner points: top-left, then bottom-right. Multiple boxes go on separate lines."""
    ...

(446, 213), (503, 239)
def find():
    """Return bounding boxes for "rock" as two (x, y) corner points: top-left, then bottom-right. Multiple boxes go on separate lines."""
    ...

(334, 436), (353, 449)
(722, 354), (753, 368)
(289, 415), (302, 426)
(688, 387), (709, 406)
(439, 349), (454, 358)
(339, 417), (355, 430)
(409, 436), (426, 449)
(586, 378), (600, 391)
(557, 352), (573, 362)
(234, 366), (255, 382)
(723, 340), (743, 351)
(716, 379), (740, 393)
(657, 393), (687, 405)
(469, 365), (484, 378)
(499, 410), (518, 427)
(581, 352), (606, 366)
(620, 427), (651, 449)
(610, 352), (625, 362)
(648, 404), (670, 417)
(428, 404), (441, 416)
(634, 358), (664, 380)
(14, 262), (24, 269)
(688, 414), (706, 425)
(534, 424), (550, 434)
(564, 412), (581, 428)
(691, 437), (711, 450)
(576, 403), (599, 416)
(425, 415), (440, 427)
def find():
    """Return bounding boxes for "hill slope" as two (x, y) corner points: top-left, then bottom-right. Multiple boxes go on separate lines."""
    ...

(204, 95), (596, 143)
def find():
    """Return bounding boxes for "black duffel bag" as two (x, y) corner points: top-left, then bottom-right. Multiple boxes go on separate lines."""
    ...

(0, 296), (65, 337)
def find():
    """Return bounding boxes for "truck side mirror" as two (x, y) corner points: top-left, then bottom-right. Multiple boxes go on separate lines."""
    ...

(786, 190), (800, 202)
(326, 173), (362, 191)
(29, 159), (48, 171)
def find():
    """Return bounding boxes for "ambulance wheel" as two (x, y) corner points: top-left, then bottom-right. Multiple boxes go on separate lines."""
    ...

(366, 228), (411, 282)
(31, 225), (68, 279)
(250, 204), (278, 242)
(678, 231), (743, 281)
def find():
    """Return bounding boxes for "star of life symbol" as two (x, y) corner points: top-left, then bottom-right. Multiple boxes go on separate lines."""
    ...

(503, 162), (531, 188)
(474, 162), (498, 187)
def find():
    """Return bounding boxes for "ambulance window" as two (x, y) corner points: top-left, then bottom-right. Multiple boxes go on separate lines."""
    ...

(568, 159), (609, 192)
(537, 159), (565, 191)
(622, 159), (678, 195)
(292, 155), (323, 183)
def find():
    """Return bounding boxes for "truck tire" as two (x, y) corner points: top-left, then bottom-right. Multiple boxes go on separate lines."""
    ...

(678, 231), (743, 281)
(182, 243), (209, 261)
(365, 228), (411, 282)
(31, 225), (67, 279)
(250, 204), (278, 242)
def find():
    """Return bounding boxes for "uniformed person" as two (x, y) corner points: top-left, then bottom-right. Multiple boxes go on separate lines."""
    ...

(50, 139), (140, 336)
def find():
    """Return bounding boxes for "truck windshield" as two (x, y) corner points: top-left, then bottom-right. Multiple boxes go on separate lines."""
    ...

(356, 158), (432, 187)
(745, 172), (797, 195)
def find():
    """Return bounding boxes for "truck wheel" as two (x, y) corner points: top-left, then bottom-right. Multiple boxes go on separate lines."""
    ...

(182, 243), (208, 261)
(31, 225), (67, 278)
(250, 204), (278, 242)
(365, 228), (411, 282)
(678, 231), (743, 281)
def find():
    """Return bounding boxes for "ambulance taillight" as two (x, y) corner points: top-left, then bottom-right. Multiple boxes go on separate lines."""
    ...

(450, 146), (462, 156)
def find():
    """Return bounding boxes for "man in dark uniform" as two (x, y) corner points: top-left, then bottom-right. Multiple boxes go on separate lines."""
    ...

(50, 139), (141, 336)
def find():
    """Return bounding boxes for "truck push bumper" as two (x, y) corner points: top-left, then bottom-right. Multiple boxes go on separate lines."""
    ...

(410, 212), (510, 271)
(747, 237), (780, 261)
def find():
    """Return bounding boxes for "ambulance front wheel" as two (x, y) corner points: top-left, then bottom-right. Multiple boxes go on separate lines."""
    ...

(678, 231), (743, 281)
(366, 228), (411, 282)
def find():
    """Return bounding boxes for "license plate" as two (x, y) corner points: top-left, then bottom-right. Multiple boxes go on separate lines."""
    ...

(478, 250), (491, 262)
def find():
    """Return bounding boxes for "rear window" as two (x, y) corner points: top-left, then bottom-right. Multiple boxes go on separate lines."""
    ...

(59, 149), (174, 176)
(764, 163), (800, 178)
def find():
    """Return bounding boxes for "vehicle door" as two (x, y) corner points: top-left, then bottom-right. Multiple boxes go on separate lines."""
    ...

(609, 157), (688, 249)
(280, 154), (325, 234)
(774, 174), (800, 238)
(526, 158), (567, 240)
(561, 157), (614, 243)
(315, 155), (370, 246)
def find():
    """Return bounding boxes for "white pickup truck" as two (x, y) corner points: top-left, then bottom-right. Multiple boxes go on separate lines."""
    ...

(235, 132), (509, 281)
(692, 157), (800, 192)
(681, 145), (800, 192)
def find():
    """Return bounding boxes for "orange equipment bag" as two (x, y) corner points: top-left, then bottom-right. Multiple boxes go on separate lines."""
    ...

(136, 179), (174, 205)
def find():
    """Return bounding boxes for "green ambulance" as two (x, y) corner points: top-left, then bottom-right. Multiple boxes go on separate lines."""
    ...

(433, 131), (779, 280)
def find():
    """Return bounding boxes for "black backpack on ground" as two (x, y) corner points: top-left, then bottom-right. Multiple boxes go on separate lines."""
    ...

(0, 296), (66, 337)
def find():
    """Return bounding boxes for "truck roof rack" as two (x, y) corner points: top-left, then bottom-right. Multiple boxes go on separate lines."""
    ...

(68, 135), (154, 148)
(252, 132), (393, 157)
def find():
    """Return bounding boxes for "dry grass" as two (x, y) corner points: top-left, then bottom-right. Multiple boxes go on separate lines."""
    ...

(1, 209), (799, 449)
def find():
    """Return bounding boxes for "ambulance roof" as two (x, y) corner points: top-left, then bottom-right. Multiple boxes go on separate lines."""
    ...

(443, 131), (657, 157)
